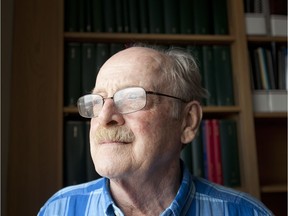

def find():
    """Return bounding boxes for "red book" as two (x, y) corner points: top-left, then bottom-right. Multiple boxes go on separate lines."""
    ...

(211, 119), (223, 185)
(203, 120), (216, 182)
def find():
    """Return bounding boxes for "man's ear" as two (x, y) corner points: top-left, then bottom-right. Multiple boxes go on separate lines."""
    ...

(181, 101), (202, 144)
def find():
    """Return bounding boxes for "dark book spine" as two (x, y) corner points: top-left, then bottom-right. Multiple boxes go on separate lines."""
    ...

(148, 0), (164, 33)
(115, 0), (124, 32)
(179, 0), (194, 34)
(213, 46), (235, 106)
(220, 120), (241, 187)
(95, 43), (110, 72)
(139, 0), (149, 33)
(193, 0), (212, 34)
(202, 46), (217, 106)
(103, 0), (116, 32)
(191, 129), (204, 177)
(212, 0), (228, 34)
(64, 121), (87, 186)
(82, 43), (96, 95)
(85, 121), (101, 181)
(129, 0), (140, 33)
(163, 0), (180, 34)
(65, 0), (79, 31)
(64, 43), (82, 106)
(91, 0), (103, 32)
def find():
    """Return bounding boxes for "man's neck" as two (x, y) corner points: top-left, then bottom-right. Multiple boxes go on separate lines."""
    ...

(109, 162), (182, 216)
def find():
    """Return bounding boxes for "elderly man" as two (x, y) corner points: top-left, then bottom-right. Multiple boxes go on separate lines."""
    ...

(38, 45), (272, 216)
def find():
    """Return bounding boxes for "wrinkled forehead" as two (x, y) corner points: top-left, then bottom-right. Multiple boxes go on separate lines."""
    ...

(94, 47), (167, 94)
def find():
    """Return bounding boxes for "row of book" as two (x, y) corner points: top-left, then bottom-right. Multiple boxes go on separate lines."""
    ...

(64, 42), (235, 107)
(64, 43), (125, 106)
(249, 46), (287, 90)
(65, 0), (229, 34)
(181, 119), (241, 187)
(244, 0), (287, 36)
(64, 121), (101, 186)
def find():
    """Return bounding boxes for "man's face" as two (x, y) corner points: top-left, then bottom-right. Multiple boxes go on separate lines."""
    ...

(89, 47), (183, 180)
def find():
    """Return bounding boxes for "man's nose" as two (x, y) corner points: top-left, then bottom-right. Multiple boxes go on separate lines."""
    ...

(96, 99), (125, 127)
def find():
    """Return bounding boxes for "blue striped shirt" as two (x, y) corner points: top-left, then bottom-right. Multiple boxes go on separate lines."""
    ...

(38, 166), (273, 216)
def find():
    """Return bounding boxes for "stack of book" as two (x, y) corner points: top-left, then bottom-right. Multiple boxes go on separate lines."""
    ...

(181, 119), (241, 187)
(65, 0), (229, 34)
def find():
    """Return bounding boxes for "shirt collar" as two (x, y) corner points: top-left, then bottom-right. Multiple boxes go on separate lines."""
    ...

(101, 162), (195, 216)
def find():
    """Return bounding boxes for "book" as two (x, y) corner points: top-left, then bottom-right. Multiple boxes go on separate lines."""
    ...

(128, 0), (140, 33)
(65, 0), (79, 31)
(84, 121), (101, 181)
(163, 0), (180, 34)
(211, 0), (228, 34)
(193, 0), (212, 34)
(84, 0), (92, 32)
(64, 121), (86, 186)
(202, 120), (216, 182)
(110, 43), (124, 56)
(82, 43), (96, 95)
(123, 0), (130, 32)
(115, 0), (124, 32)
(202, 46), (217, 106)
(179, 0), (194, 34)
(95, 43), (110, 72)
(191, 130), (204, 177)
(211, 119), (223, 184)
(64, 43), (82, 106)
(103, 0), (116, 32)
(148, 0), (164, 33)
(213, 46), (235, 106)
(139, 0), (149, 33)
(180, 143), (193, 173)
(78, 0), (85, 32)
(219, 119), (241, 187)
(91, 0), (103, 32)
(256, 47), (270, 89)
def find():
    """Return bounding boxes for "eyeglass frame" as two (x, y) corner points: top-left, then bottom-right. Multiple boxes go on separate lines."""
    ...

(77, 86), (189, 118)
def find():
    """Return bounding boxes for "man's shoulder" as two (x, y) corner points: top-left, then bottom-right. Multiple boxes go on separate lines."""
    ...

(38, 178), (107, 216)
(50, 178), (105, 201)
(192, 177), (273, 215)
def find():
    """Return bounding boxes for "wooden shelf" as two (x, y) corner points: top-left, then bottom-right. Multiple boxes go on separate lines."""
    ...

(254, 112), (287, 118)
(64, 32), (235, 45)
(247, 36), (287, 43)
(261, 184), (287, 193)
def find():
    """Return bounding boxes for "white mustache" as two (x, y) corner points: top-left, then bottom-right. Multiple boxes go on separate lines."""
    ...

(93, 126), (135, 143)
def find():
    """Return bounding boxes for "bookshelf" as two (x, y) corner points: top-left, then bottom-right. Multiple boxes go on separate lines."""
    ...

(7, 0), (286, 215)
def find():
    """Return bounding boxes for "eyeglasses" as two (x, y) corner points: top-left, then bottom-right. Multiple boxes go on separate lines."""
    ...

(77, 87), (188, 118)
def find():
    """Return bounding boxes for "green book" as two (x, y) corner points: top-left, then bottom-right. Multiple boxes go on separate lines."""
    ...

(187, 46), (206, 105)
(79, 0), (85, 32)
(123, 0), (130, 32)
(92, 0), (103, 32)
(191, 130), (204, 177)
(139, 0), (149, 33)
(213, 46), (234, 106)
(64, 43), (82, 106)
(148, 0), (164, 33)
(129, 0), (140, 33)
(103, 0), (116, 32)
(202, 46), (217, 106)
(64, 121), (86, 186)
(65, 0), (79, 31)
(95, 43), (110, 72)
(110, 43), (124, 56)
(212, 0), (228, 34)
(163, 0), (180, 34)
(85, 121), (101, 181)
(180, 0), (194, 34)
(85, 0), (92, 32)
(193, 0), (212, 34)
(115, 0), (124, 32)
(181, 143), (192, 173)
(82, 43), (96, 95)
(219, 120), (241, 187)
